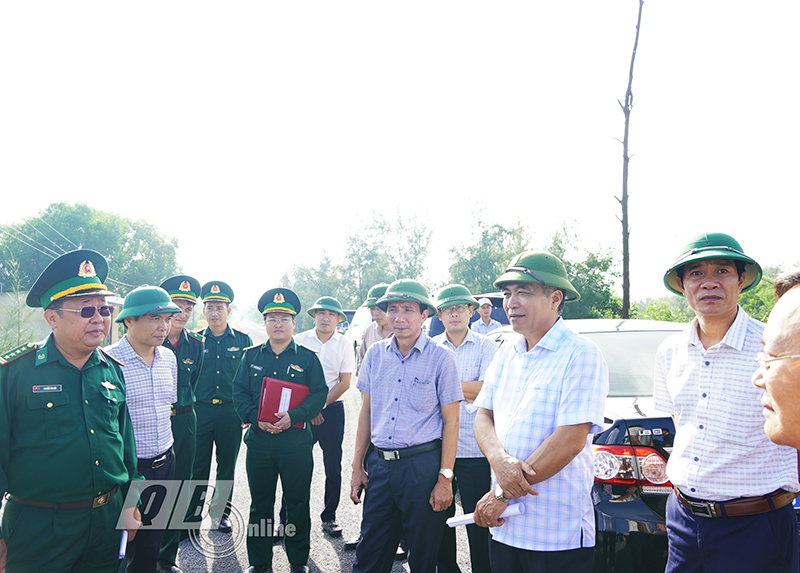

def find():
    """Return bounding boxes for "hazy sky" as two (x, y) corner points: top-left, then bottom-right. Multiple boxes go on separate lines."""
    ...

(2, 2), (798, 310)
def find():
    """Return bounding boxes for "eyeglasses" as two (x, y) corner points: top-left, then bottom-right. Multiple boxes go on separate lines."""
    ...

(59, 305), (114, 318)
(266, 317), (294, 325)
(756, 352), (800, 370)
(441, 304), (471, 315)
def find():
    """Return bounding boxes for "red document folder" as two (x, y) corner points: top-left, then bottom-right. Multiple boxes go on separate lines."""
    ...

(257, 377), (309, 429)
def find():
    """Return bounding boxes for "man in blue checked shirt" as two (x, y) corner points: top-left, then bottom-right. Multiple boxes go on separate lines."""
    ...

(349, 279), (463, 573)
(432, 284), (497, 573)
(473, 251), (608, 572)
(106, 285), (181, 573)
(655, 233), (800, 573)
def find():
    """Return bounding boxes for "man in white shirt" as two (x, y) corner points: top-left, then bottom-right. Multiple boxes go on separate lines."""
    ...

(473, 251), (608, 572)
(293, 296), (355, 538)
(106, 285), (180, 573)
(654, 232), (799, 573)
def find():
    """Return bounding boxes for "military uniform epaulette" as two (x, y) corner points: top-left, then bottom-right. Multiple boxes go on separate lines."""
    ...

(98, 347), (125, 367)
(244, 343), (261, 352)
(297, 343), (319, 354)
(232, 327), (250, 337)
(187, 330), (205, 343)
(0, 342), (37, 365)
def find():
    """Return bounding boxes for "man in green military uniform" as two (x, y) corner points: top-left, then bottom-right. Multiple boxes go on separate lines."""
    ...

(157, 275), (205, 573)
(191, 281), (252, 533)
(0, 249), (142, 573)
(233, 288), (327, 573)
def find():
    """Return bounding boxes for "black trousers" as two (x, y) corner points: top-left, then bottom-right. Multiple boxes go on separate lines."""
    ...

(126, 450), (176, 573)
(437, 457), (492, 573)
(490, 539), (594, 573)
(353, 448), (448, 573)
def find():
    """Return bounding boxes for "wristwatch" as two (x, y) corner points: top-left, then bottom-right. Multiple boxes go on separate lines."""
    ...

(494, 484), (510, 503)
(439, 468), (454, 480)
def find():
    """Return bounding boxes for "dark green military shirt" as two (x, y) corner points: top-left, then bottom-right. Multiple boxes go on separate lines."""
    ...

(0, 334), (140, 539)
(162, 329), (205, 409)
(233, 339), (327, 430)
(195, 325), (252, 403)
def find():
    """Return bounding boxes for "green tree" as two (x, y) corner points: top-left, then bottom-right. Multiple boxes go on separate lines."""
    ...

(448, 223), (530, 295)
(739, 265), (781, 322)
(281, 254), (349, 332)
(0, 259), (37, 350)
(547, 229), (622, 319)
(639, 298), (693, 323)
(338, 213), (432, 305)
(0, 202), (181, 295)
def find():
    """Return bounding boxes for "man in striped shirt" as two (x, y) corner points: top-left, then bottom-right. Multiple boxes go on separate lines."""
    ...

(655, 233), (799, 573)
(473, 251), (608, 572)
(106, 285), (180, 573)
(432, 284), (497, 573)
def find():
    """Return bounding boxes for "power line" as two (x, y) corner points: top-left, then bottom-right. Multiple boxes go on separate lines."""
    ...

(26, 219), (71, 253)
(3, 227), (60, 259)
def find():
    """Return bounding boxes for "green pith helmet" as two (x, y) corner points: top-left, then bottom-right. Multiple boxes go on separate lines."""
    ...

(361, 283), (390, 308)
(115, 286), (181, 322)
(160, 275), (201, 303)
(27, 249), (116, 309)
(259, 287), (301, 316)
(201, 281), (234, 304)
(663, 232), (762, 296)
(307, 296), (347, 323)
(376, 279), (437, 315)
(493, 251), (580, 302)
(433, 284), (479, 310)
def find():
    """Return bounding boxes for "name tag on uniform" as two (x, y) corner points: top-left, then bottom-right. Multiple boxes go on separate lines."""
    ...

(101, 381), (117, 390)
(251, 364), (263, 371)
(32, 385), (62, 393)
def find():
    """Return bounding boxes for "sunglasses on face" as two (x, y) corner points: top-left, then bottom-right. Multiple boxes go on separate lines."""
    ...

(59, 305), (114, 318)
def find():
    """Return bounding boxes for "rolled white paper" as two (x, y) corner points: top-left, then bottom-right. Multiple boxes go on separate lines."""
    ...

(446, 501), (525, 528)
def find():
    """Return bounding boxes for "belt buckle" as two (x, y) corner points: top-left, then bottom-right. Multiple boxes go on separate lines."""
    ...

(382, 449), (400, 461)
(212, 399), (222, 404)
(171, 409), (177, 416)
(152, 453), (168, 469)
(687, 499), (716, 518)
(92, 492), (109, 508)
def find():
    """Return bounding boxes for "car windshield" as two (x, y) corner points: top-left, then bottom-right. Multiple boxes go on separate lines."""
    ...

(583, 331), (675, 397)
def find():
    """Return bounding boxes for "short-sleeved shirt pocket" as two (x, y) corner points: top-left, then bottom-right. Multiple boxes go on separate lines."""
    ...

(177, 358), (198, 387)
(27, 391), (74, 438)
(409, 378), (436, 413)
(99, 384), (126, 433)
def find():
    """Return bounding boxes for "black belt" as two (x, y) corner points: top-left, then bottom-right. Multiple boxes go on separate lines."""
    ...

(201, 399), (228, 404)
(138, 448), (173, 470)
(12, 485), (118, 510)
(675, 488), (798, 518)
(374, 439), (441, 461)
(171, 404), (194, 416)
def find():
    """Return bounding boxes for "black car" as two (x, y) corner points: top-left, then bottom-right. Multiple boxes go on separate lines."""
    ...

(487, 319), (686, 573)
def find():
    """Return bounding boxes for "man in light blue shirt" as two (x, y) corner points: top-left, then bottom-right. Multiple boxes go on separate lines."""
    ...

(471, 298), (502, 335)
(350, 279), (462, 573)
(473, 252), (608, 572)
(432, 284), (497, 573)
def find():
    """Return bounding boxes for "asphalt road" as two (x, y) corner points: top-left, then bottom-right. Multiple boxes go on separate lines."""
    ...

(173, 375), (475, 573)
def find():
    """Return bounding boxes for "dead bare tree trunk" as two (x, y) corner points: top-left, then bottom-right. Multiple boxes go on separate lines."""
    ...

(616, 0), (644, 319)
